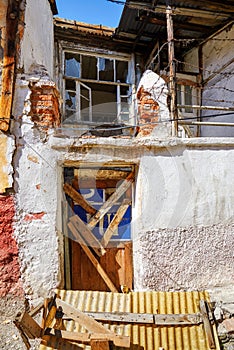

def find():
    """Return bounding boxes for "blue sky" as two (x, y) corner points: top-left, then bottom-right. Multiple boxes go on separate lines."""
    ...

(55, 0), (124, 28)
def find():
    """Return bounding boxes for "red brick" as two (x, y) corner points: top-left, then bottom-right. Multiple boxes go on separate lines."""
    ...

(0, 195), (23, 297)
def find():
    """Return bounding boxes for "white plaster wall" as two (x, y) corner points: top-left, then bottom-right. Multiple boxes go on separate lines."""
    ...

(12, 80), (61, 303)
(183, 47), (199, 74)
(135, 147), (234, 231)
(19, 0), (54, 77)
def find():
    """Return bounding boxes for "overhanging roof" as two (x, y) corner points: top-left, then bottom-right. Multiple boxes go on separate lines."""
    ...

(115, 0), (234, 64)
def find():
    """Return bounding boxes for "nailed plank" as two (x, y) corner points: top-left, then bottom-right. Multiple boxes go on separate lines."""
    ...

(101, 199), (131, 247)
(85, 311), (154, 324)
(82, 311), (202, 325)
(88, 172), (134, 230)
(15, 312), (42, 339)
(200, 300), (216, 349)
(63, 183), (96, 215)
(70, 215), (106, 256)
(124, 242), (133, 291)
(68, 222), (118, 292)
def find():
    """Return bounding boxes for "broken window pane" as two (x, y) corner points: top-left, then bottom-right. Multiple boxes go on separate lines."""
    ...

(184, 85), (193, 113)
(98, 58), (114, 81)
(65, 90), (76, 110)
(82, 55), (97, 80)
(116, 60), (128, 83)
(65, 52), (81, 78)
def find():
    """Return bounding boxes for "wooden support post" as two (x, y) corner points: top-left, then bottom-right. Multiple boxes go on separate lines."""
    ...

(166, 1), (178, 136)
(68, 222), (118, 292)
(200, 300), (216, 349)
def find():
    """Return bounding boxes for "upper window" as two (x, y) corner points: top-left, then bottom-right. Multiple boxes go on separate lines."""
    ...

(63, 51), (134, 125)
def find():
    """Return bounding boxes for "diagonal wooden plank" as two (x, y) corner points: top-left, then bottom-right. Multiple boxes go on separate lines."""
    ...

(55, 298), (113, 334)
(70, 215), (106, 256)
(63, 183), (97, 215)
(101, 199), (131, 247)
(88, 172), (134, 230)
(68, 222), (118, 292)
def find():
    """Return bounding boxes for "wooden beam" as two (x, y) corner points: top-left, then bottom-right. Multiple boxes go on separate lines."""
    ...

(63, 183), (96, 215)
(47, 329), (130, 347)
(200, 300), (216, 349)
(68, 222), (118, 292)
(88, 172), (134, 230)
(0, 0), (20, 131)
(70, 215), (106, 256)
(14, 312), (42, 339)
(166, 1), (178, 136)
(81, 311), (202, 325)
(101, 199), (131, 247)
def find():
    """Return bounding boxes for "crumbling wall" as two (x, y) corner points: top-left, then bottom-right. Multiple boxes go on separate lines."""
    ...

(136, 70), (171, 137)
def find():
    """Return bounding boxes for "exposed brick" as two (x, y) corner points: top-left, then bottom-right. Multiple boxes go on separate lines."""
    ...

(29, 83), (61, 129)
(137, 85), (159, 136)
(0, 195), (23, 297)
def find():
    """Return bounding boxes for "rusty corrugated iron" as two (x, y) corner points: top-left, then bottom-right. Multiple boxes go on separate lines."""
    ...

(39, 290), (220, 350)
(54, 18), (114, 37)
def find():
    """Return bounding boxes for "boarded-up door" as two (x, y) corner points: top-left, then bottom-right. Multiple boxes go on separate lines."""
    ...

(63, 165), (134, 292)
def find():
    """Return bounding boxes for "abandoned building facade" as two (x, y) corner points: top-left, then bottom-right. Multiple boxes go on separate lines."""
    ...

(0, 0), (233, 314)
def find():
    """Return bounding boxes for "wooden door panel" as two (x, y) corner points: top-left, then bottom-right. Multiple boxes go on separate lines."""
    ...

(71, 241), (133, 292)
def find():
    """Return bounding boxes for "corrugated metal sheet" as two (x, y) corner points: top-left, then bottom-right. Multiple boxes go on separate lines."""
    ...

(40, 290), (220, 350)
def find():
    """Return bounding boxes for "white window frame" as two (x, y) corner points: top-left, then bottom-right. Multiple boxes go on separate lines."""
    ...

(62, 47), (136, 125)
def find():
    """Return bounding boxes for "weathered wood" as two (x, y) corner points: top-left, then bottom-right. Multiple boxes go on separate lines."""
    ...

(0, 1), (20, 131)
(166, 1), (178, 136)
(28, 302), (44, 318)
(70, 215), (106, 256)
(85, 311), (154, 324)
(88, 172), (134, 230)
(200, 300), (216, 349)
(90, 339), (110, 350)
(124, 242), (133, 291)
(55, 299), (110, 335)
(41, 298), (49, 331)
(15, 312), (42, 339)
(82, 311), (202, 325)
(101, 199), (131, 247)
(63, 183), (96, 215)
(68, 222), (118, 292)
(63, 200), (71, 289)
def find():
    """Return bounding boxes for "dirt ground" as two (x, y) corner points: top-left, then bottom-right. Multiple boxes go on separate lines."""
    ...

(0, 296), (40, 350)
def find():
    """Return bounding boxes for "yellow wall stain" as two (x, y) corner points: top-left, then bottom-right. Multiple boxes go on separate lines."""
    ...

(0, 134), (11, 193)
